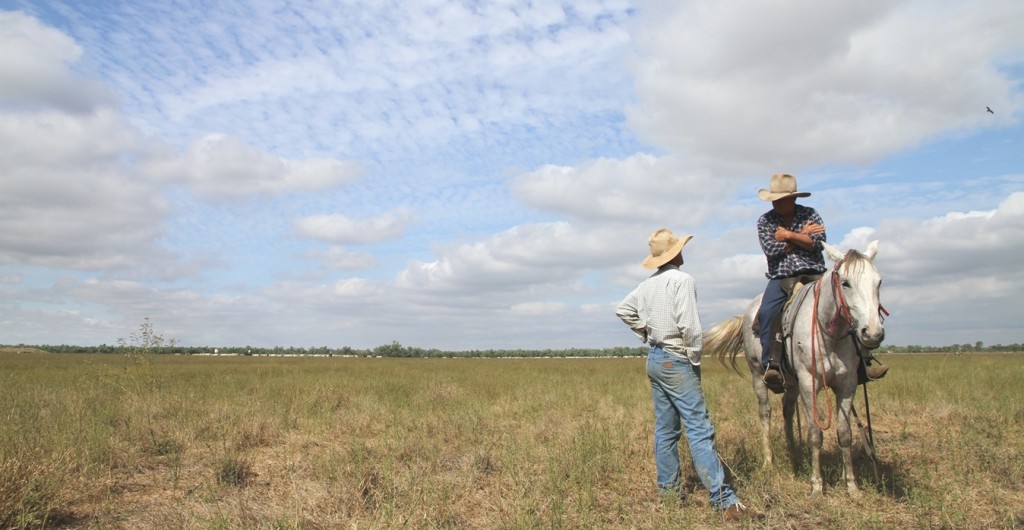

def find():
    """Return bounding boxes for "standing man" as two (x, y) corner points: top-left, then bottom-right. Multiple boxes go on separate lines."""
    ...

(616, 229), (758, 521)
(756, 173), (888, 388)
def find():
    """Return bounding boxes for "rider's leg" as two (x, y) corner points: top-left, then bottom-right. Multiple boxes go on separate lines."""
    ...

(756, 278), (789, 371)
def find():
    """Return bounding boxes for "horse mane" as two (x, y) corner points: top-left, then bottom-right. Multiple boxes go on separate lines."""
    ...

(838, 249), (871, 274)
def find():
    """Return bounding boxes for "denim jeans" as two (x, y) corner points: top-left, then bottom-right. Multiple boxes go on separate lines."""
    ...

(757, 278), (789, 369)
(647, 346), (738, 510)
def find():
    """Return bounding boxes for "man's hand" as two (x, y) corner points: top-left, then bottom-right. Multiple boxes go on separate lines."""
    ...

(774, 226), (790, 242)
(800, 222), (826, 236)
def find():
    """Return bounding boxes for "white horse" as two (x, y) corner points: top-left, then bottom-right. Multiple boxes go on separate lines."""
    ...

(704, 241), (885, 495)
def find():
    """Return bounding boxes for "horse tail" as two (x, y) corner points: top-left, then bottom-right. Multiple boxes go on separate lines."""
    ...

(704, 315), (746, 374)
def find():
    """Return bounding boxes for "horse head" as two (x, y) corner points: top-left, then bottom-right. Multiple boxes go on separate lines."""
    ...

(822, 240), (885, 348)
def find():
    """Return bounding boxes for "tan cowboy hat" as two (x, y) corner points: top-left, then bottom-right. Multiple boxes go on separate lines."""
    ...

(758, 173), (812, 201)
(642, 228), (693, 269)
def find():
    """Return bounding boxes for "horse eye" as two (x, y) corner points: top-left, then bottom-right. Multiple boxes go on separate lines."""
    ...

(841, 280), (851, 288)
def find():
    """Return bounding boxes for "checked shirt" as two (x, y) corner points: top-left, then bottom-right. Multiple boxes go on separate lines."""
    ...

(757, 204), (827, 280)
(616, 265), (703, 365)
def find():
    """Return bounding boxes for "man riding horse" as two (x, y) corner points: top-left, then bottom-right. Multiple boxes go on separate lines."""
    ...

(756, 173), (889, 391)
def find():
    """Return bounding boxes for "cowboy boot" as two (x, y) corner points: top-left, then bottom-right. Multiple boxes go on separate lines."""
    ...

(865, 363), (889, 380)
(858, 361), (889, 384)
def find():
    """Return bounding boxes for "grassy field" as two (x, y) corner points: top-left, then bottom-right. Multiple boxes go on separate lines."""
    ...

(1, 351), (1023, 529)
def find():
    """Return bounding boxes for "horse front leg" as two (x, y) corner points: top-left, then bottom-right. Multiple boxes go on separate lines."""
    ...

(799, 379), (824, 494)
(808, 423), (824, 494)
(836, 389), (861, 496)
(782, 386), (800, 459)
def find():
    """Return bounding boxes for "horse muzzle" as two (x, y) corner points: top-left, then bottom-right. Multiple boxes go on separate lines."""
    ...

(858, 326), (885, 349)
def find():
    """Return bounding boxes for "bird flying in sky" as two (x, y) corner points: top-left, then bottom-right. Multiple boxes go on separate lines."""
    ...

(987, 106), (995, 114)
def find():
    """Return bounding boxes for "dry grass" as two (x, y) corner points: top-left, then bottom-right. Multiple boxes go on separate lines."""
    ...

(1, 352), (1023, 529)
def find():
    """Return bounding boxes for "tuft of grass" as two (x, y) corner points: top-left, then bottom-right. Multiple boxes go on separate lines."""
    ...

(0, 451), (80, 529)
(215, 454), (254, 487)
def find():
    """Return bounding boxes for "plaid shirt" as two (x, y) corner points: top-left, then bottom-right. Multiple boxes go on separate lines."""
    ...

(616, 265), (703, 365)
(757, 204), (827, 280)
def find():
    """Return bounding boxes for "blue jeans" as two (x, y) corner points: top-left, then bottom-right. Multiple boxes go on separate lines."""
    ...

(647, 346), (738, 510)
(757, 278), (789, 369)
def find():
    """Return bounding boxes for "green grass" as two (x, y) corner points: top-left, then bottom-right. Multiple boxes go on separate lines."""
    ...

(1, 352), (1022, 528)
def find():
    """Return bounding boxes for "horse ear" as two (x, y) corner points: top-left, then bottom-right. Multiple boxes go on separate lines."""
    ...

(822, 242), (845, 263)
(865, 240), (879, 260)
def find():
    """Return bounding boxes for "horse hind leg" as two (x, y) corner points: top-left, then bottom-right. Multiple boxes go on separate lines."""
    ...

(751, 374), (774, 467)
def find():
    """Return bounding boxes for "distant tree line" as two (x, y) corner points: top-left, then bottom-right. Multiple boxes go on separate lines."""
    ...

(8, 341), (1024, 357)
(12, 341), (650, 358)
(879, 341), (1023, 353)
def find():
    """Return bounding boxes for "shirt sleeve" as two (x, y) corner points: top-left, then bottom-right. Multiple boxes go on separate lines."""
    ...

(757, 213), (788, 258)
(806, 207), (827, 248)
(672, 274), (703, 350)
(615, 287), (648, 343)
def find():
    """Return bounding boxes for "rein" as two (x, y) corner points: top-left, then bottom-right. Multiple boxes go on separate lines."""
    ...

(809, 275), (834, 430)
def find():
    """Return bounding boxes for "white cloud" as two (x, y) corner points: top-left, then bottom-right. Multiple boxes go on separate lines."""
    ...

(146, 134), (364, 200)
(512, 154), (738, 225)
(871, 191), (1024, 283)
(0, 11), (115, 112)
(0, 12), (368, 272)
(294, 208), (416, 245)
(0, 107), (170, 269)
(396, 221), (646, 296)
(628, 0), (1024, 172)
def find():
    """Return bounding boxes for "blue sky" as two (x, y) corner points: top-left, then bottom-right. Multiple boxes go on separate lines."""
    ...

(1, 0), (1022, 350)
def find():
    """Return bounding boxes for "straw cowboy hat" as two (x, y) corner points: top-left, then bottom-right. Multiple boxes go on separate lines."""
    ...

(758, 173), (811, 201)
(642, 228), (693, 269)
